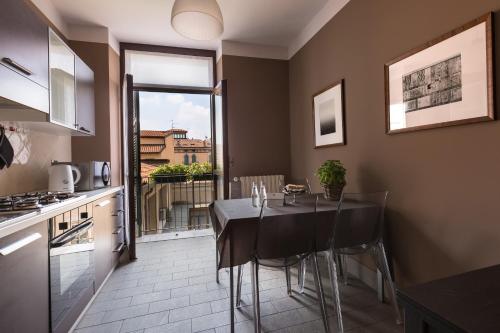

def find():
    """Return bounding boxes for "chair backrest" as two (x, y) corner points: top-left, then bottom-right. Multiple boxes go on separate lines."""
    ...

(333, 191), (388, 250)
(254, 196), (318, 260)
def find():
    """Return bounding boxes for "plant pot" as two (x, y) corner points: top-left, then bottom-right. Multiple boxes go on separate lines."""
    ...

(323, 183), (345, 201)
(153, 174), (187, 183)
(191, 173), (213, 181)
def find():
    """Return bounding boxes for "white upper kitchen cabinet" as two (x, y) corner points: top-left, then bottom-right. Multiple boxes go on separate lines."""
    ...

(49, 29), (76, 130)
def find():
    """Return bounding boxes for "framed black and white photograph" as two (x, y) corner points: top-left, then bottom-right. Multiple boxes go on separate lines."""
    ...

(313, 79), (345, 148)
(385, 13), (494, 134)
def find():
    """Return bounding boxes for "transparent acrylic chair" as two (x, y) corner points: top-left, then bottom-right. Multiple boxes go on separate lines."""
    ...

(328, 192), (403, 329)
(247, 197), (332, 333)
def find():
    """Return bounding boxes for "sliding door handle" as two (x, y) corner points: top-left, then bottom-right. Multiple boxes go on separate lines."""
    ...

(0, 233), (42, 256)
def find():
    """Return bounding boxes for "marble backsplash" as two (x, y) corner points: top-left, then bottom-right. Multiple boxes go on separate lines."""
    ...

(0, 122), (71, 196)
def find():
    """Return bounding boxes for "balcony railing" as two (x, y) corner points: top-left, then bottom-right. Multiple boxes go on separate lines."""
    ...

(140, 174), (213, 235)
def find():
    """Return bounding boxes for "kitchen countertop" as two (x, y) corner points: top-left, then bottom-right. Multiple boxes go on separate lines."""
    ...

(0, 186), (124, 238)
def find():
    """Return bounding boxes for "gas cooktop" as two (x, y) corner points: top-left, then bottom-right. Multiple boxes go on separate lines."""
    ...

(0, 192), (82, 224)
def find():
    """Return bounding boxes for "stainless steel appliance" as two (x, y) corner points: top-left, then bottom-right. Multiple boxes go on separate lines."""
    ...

(0, 192), (81, 225)
(49, 204), (95, 333)
(74, 161), (111, 191)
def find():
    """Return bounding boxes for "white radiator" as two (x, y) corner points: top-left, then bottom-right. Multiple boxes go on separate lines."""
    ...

(232, 175), (285, 198)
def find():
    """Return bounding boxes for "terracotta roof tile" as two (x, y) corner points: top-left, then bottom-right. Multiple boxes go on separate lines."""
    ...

(175, 139), (211, 148)
(140, 128), (188, 137)
(140, 160), (168, 181)
(140, 144), (165, 153)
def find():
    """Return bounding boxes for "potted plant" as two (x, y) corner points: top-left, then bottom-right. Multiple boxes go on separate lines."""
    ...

(315, 160), (346, 200)
(187, 162), (213, 181)
(150, 163), (188, 183)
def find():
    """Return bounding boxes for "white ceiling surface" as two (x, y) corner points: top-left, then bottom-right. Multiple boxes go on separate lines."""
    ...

(46, 0), (349, 59)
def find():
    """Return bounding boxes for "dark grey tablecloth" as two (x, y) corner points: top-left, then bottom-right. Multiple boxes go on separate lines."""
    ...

(214, 198), (338, 228)
(213, 197), (375, 268)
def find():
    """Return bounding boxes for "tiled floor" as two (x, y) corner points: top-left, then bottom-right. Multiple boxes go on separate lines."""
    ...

(75, 236), (404, 333)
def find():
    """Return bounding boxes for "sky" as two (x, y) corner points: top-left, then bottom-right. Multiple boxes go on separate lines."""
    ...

(139, 91), (211, 140)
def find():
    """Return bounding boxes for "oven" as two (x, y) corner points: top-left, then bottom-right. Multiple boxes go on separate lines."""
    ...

(49, 213), (95, 333)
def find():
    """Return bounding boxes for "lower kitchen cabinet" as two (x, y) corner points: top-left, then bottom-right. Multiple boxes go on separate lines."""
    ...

(94, 191), (125, 289)
(0, 221), (50, 333)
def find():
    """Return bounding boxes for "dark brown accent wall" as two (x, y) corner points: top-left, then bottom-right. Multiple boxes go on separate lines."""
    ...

(70, 41), (122, 186)
(289, 0), (500, 286)
(221, 55), (290, 179)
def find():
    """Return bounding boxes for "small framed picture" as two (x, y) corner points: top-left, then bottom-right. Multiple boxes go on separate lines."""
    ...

(312, 79), (345, 148)
(385, 13), (494, 134)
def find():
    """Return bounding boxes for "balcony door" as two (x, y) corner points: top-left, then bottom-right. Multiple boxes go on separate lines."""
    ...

(212, 80), (229, 200)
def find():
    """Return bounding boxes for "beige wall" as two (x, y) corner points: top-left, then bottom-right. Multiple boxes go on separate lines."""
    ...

(70, 41), (122, 186)
(221, 55), (291, 179)
(0, 126), (71, 196)
(289, 0), (500, 286)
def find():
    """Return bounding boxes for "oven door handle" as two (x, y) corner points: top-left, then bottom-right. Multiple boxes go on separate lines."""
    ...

(50, 220), (93, 248)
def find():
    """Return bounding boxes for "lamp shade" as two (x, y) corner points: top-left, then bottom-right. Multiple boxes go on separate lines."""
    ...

(171, 0), (224, 41)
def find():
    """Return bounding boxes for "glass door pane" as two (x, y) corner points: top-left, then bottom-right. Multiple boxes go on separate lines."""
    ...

(213, 80), (228, 200)
(49, 29), (75, 129)
(126, 50), (213, 88)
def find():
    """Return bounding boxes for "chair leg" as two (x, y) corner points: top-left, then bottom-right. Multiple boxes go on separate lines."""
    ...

(297, 260), (303, 290)
(250, 261), (261, 333)
(341, 254), (349, 285)
(376, 243), (403, 325)
(236, 265), (244, 308)
(285, 266), (292, 296)
(298, 257), (307, 293)
(327, 250), (344, 333)
(312, 253), (330, 333)
(215, 246), (219, 284)
(229, 266), (235, 332)
(336, 254), (343, 278)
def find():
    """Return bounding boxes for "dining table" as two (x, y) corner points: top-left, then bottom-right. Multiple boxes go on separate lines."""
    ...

(212, 195), (386, 332)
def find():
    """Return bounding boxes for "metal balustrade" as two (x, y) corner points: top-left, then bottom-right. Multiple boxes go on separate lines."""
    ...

(140, 174), (213, 235)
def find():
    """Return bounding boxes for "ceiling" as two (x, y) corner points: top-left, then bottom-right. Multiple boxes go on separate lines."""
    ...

(49, 0), (331, 53)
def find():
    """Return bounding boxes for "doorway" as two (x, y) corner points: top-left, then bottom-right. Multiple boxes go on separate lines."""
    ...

(138, 90), (213, 236)
(121, 45), (227, 257)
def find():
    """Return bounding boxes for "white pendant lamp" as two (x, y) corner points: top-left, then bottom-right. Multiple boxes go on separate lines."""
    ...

(171, 0), (224, 41)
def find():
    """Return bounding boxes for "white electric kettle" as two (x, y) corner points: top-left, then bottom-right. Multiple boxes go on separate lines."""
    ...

(48, 163), (81, 193)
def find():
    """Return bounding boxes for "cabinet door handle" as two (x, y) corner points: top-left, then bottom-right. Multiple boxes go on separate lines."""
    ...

(1, 57), (32, 76)
(97, 200), (111, 207)
(113, 243), (124, 252)
(112, 210), (124, 217)
(79, 127), (91, 133)
(113, 227), (122, 234)
(0, 233), (41, 256)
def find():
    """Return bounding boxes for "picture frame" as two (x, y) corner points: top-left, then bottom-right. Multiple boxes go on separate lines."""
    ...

(312, 79), (345, 148)
(384, 13), (494, 134)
